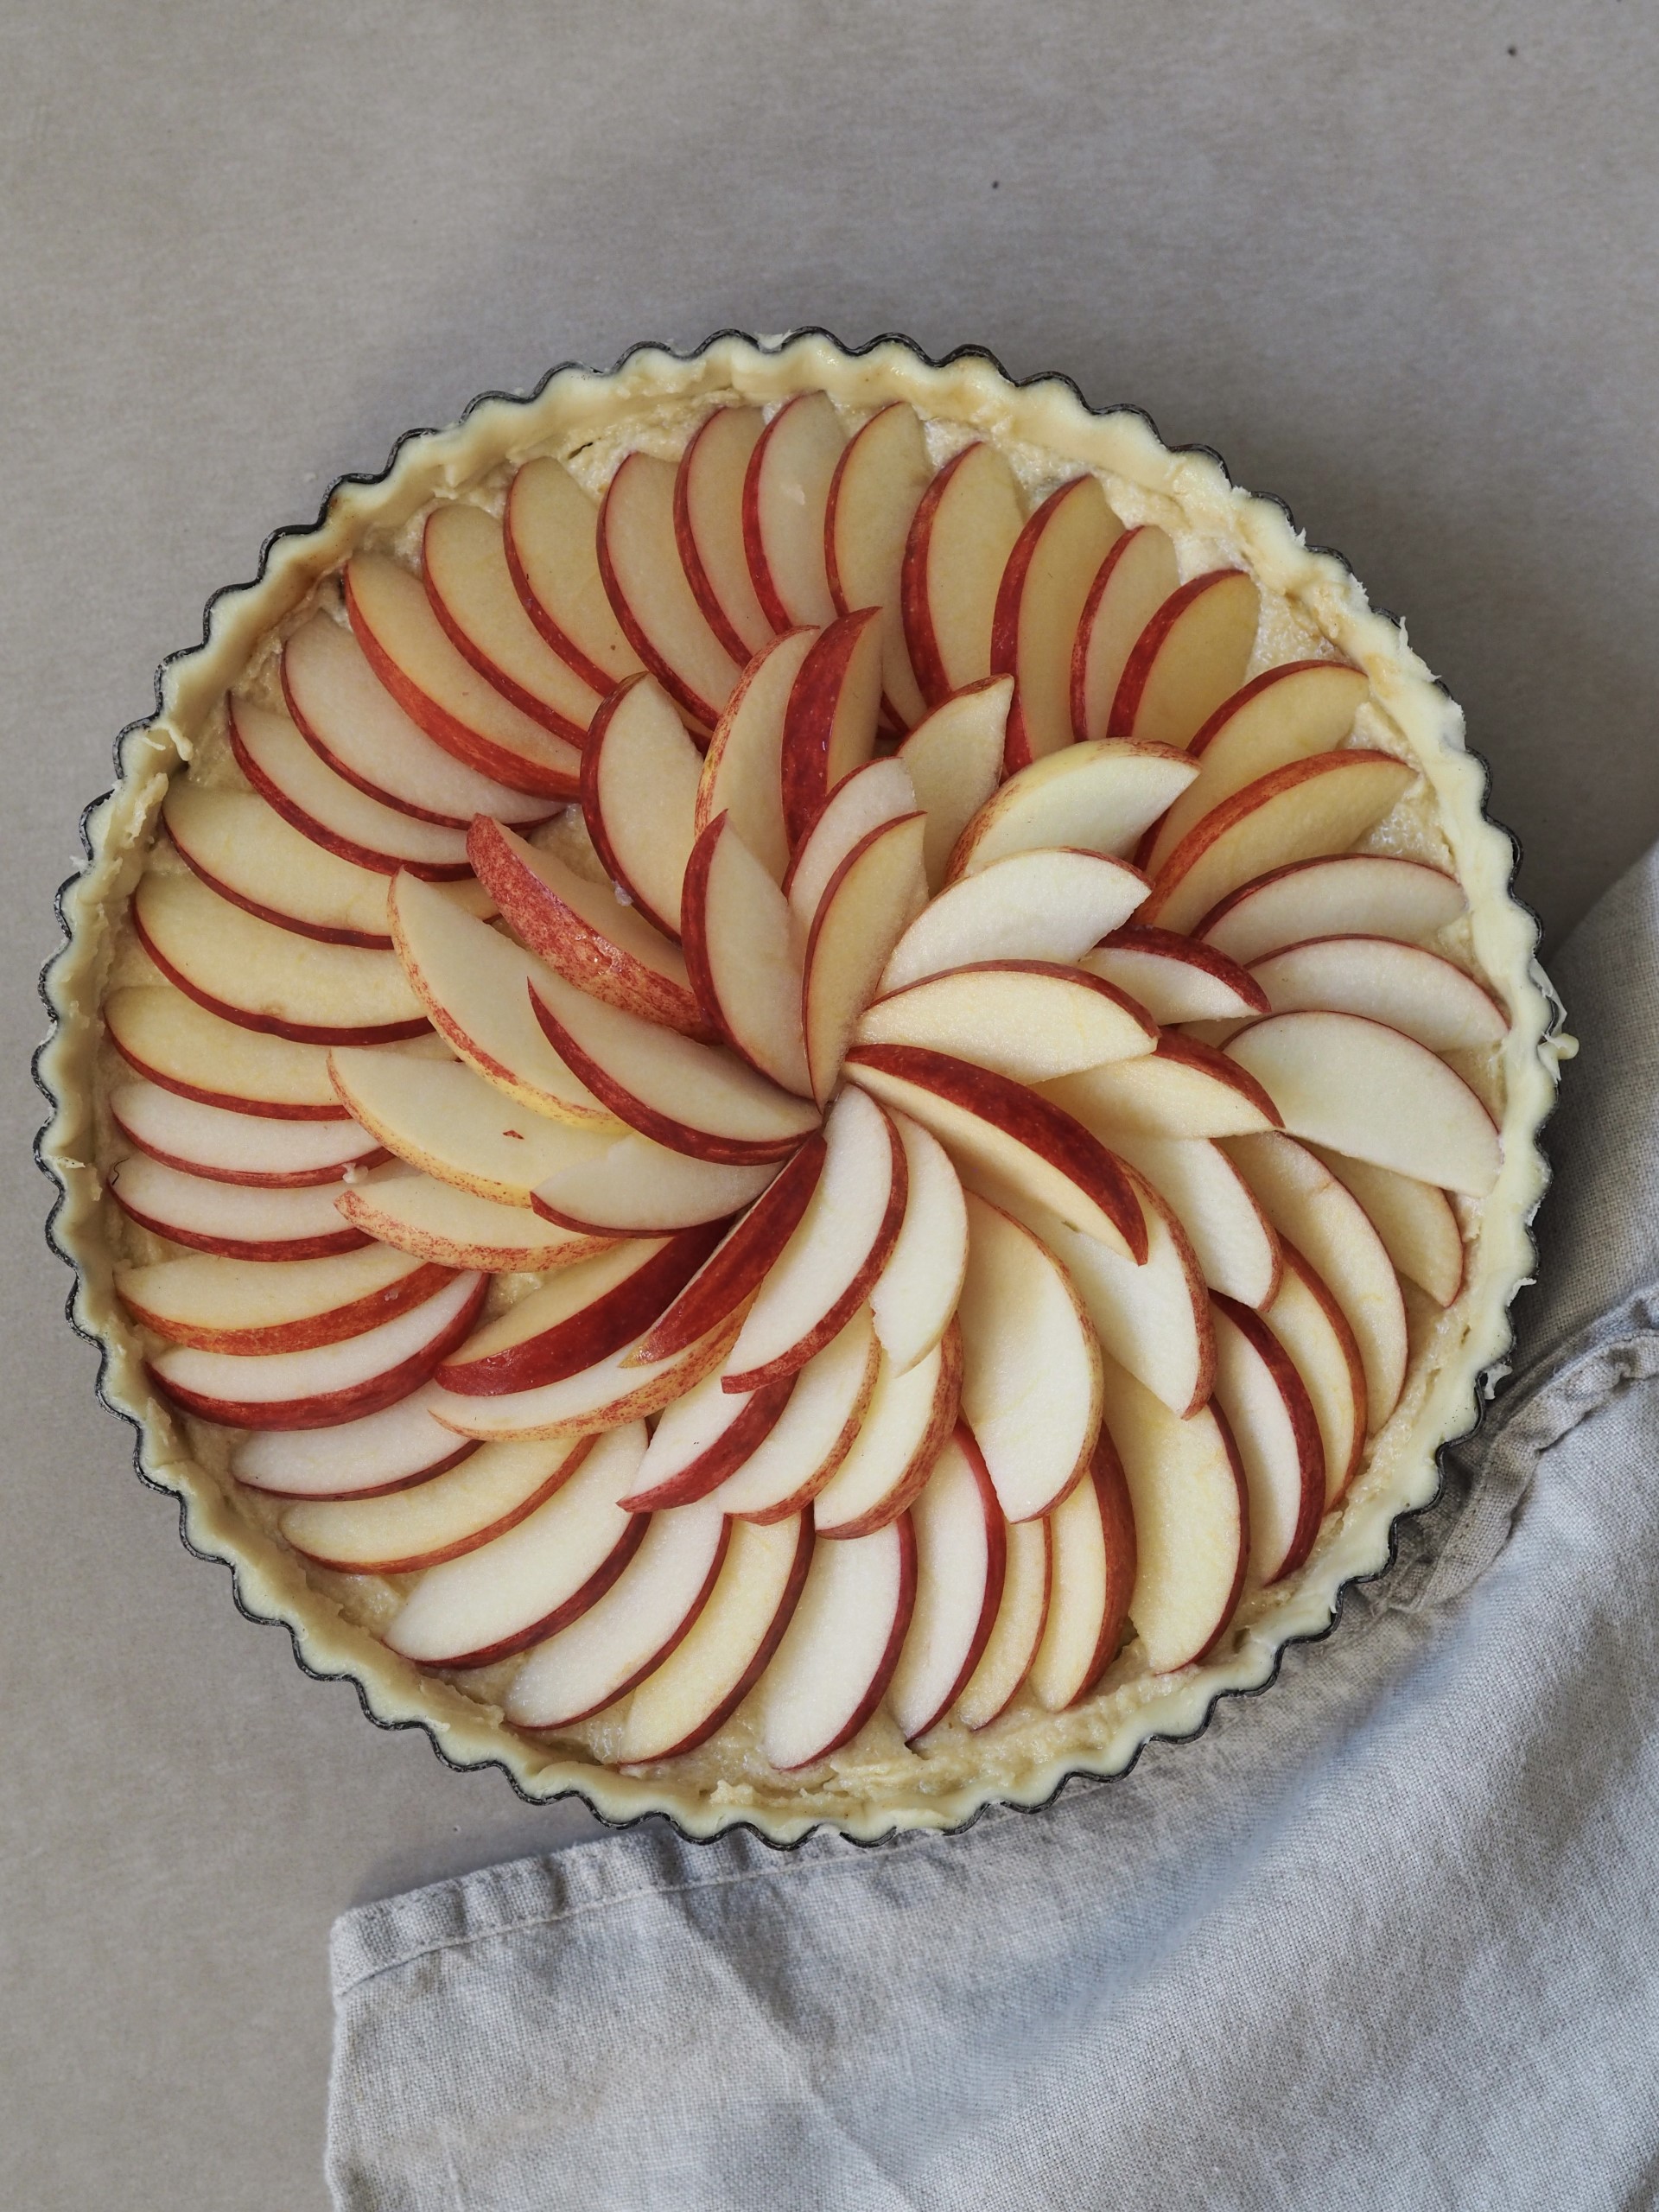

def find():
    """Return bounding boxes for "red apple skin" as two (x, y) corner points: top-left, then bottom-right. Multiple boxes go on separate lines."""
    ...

(595, 455), (726, 734)
(902, 1424), (1008, 1740)
(1192, 853), (1465, 949)
(741, 396), (830, 636)
(281, 653), (473, 831)
(234, 1438), (481, 1503)
(502, 469), (620, 701)
(1281, 1243), (1370, 1503)
(1052, 1428), (1139, 1711)
(778, 608), (882, 849)
(1069, 525), (1167, 742)
(434, 1514), (652, 1674)
(620, 1376), (798, 1511)
(990, 476), (1105, 774)
(1150, 1033), (1285, 1126)
(120, 1260), (458, 1358)
(165, 840), (394, 952)
(898, 446), (976, 709)
(108, 1109), (388, 1192)
(673, 411), (766, 669)
(678, 810), (772, 1064)
(1212, 1293), (1325, 1582)
(109, 1185), (372, 1264)
(285, 1436), (597, 1575)
(1105, 569), (1247, 741)
(104, 1029), (353, 1124)
(630, 1135), (828, 1366)
(1091, 925), (1268, 1014)
(436, 1221), (728, 1397)
(818, 1321), (963, 1542)
(1188, 1403), (1251, 1669)
(777, 1514), (919, 1770)
(130, 904), (433, 1050)
(420, 512), (593, 747)
(577, 676), (687, 942)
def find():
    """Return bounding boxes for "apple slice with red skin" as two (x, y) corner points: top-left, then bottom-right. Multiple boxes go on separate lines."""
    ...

(422, 502), (606, 745)
(1196, 853), (1468, 964)
(231, 1381), (477, 1498)
(811, 1323), (962, 1540)
(435, 1226), (726, 1397)
(855, 961), (1156, 1084)
(1045, 1033), (1281, 1142)
(328, 1050), (614, 1206)
(1141, 660), (1370, 875)
(783, 756), (917, 932)
(868, 1114), (968, 1376)
(109, 1155), (372, 1262)
(531, 1136), (779, 1237)
(283, 1433), (594, 1575)
(993, 475), (1123, 770)
(228, 697), (474, 878)
(742, 391), (846, 631)
(711, 1307), (880, 1522)
(1311, 1147), (1464, 1308)
(1070, 524), (1181, 743)
(845, 1044), (1147, 1261)
(134, 874), (429, 1046)
(953, 1513), (1051, 1730)
(802, 813), (930, 1106)
(1098, 1355), (1249, 1672)
(1247, 935), (1509, 1052)
(580, 674), (704, 939)
(1210, 1296), (1324, 1586)
(620, 1369), (797, 1510)
(896, 677), (1010, 892)
(947, 739), (1198, 880)
(824, 399), (933, 729)
(880, 847), (1147, 994)
(755, 1514), (918, 1770)
(149, 1268), (486, 1431)
(164, 787), (398, 949)
(1029, 1431), (1137, 1710)
(384, 1422), (647, 1670)
(466, 818), (710, 1040)
(1082, 927), (1266, 1025)
(695, 627), (818, 882)
(425, 1309), (743, 1443)
(681, 813), (811, 1095)
(111, 1079), (383, 1187)
(721, 1087), (906, 1393)
(1091, 1129), (1281, 1311)
(673, 406), (776, 664)
(901, 442), (1025, 707)
(105, 987), (353, 1121)
(598, 453), (742, 729)
(505, 1497), (733, 1729)
(888, 1426), (1007, 1740)
(505, 457), (645, 697)
(779, 607), (884, 849)
(1262, 1244), (1367, 1508)
(336, 1171), (613, 1274)
(1106, 568), (1261, 750)
(956, 1192), (1104, 1522)
(118, 1244), (451, 1356)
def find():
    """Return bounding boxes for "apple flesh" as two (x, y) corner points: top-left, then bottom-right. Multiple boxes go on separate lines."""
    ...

(620, 1369), (796, 1510)
(952, 1513), (1051, 1730)
(1107, 569), (1260, 750)
(855, 960), (1156, 1083)
(229, 696), (473, 877)
(1247, 934), (1509, 1052)
(109, 1154), (372, 1262)
(784, 756), (918, 933)
(710, 1306), (880, 1522)
(231, 1380), (478, 1497)
(1210, 1296), (1324, 1586)
(504, 457), (644, 696)
(1262, 1244), (1367, 1507)
(532, 1135), (779, 1237)
(887, 1427), (1007, 1740)
(1081, 927), (1266, 1025)
(992, 475), (1123, 769)
(742, 391), (845, 631)
(118, 1243), (448, 1356)
(880, 847), (1149, 993)
(695, 627), (818, 883)
(673, 405), (775, 664)
(779, 607), (884, 848)
(1028, 1432), (1136, 1711)
(1196, 853), (1468, 964)
(425, 1309), (743, 1443)
(754, 1514), (917, 1770)
(680, 812), (811, 1096)
(580, 674), (704, 940)
(283, 1432), (595, 1574)
(422, 502), (605, 744)
(163, 787), (397, 949)
(1311, 1147), (1464, 1307)
(824, 399), (933, 729)
(801, 813), (930, 1105)
(1089, 1129), (1281, 1311)
(867, 1113), (969, 1376)
(1045, 1034), (1282, 1141)
(1070, 524), (1181, 743)
(598, 453), (741, 729)
(104, 986), (352, 1121)
(895, 677), (1010, 892)
(947, 739), (1198, 880)
(110, 1079), (382, 1188)
(810, 1324), (961, 1540)
(901, 442), (1025, 707)
(336, 1170), (612, 1274)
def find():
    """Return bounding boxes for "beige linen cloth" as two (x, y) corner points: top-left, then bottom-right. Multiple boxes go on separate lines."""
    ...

(325, 849), (1657, 2211)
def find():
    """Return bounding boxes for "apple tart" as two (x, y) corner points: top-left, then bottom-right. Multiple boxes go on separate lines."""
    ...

(39, 332), (1566, 1841)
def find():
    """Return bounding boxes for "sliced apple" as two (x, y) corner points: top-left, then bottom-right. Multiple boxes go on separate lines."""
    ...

(778, 607), (884, 847)
(228, 697), (473, 877)
(231, 1381), (477, 1497)
(1028, 1432), (1136, 1710)
(993, 476), (1122, 768)
(580, 674), (704, 939)
(1248, 935), (1509, 1052)
(1090, 1129), (1280, 1310)
(948, 739), (1198, 880)
(681, 813), (810, 1094)
(1262, 1244), (1366, 1507)
(673, 404), (775, 664)
(742, 391), (846, 631)
(620, 1369), (797, 1510)
(283, 1433), (595, 1574)
(425, 1310), (741, 1442)
(711, 1307), (880, 1521)
(801, 812), (930, 1105)
(953, 1513), (1050, 1730)
(1046, 1034), (1281, 1140)
(1070, 524), (1181, 743)
(1081, 927), (1266, 1024)
(422, 502), (606, 745)
(384, 1422), (647, 1669)
(888, 1427), (1007, 1740)
(110, 1079), (381, 1188)
(1107, 568), (1260, 750)
(504, 456), (644, 696)
(1098, 1356), (1247, 1673)
(164, 787), (396, 948)
(824, 399), (933, 729)
(336, 1171), (613, 1273)
(783, 756), (918, 931)
(895, 677), (1011, 892)
(855, 961), (1156, 1084)
(104, 986), (352, 1121)
(754, 1515), (917, 1770)
(868, 1113), (968, 1376)
(149, 1268), (485, 1431)
(1310, 1147), (1464, 1308)
(1224, 1010), (1501, 1196)
(901, 442), (1024, 707)
(811, 1325), (961, 1540)
(1210, 1296), (1323, 1586)
(328, 1049), (613, 1205)
(694, 627), (818, 883)
(956, 1192), (1103, 1521)
(1196, 853), (1468, 963)
(109, 1154), (372, 1262)
(118, 1243), (446, 1356)
(531, 1135), (779, 1236)
(880, 847), (1148, 993)
(598, 453), (741, 728)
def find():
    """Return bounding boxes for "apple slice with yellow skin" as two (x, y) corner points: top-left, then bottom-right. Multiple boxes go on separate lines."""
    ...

(811, 1324), (962, 1540)
(1227, 1131), (1408, 1430)
(825, 399), (933, 729)
(118, 1245), (450, 1356)
(150, 1269), (486, 1432)
(343, 556), (582, 798)
(888, 1426), (1007, 1740)
(1210, 1296), (1324, 1586)
(953, 1514), (1050, 1730)
(283, 1433), (594, 1574)
(1046, 1034), (1282, 1141)
(1091, 1129), (1280, 1311)
(802, 813), (930, 1106)
(721, 1087), (906, 1392)
(1106, 568), (1261, 750)
(1098, 1355), (1248, 1673)
(845, 1045), (1147, 1261)
(425, 1309), (742, 1443)
(1310, 1147), (1465, 1308)
(336, 1171), (613, 1273)
(957, 1192), (1104, 1522)
(1262, 1244), (1367, 1507)
(946, 739), (1198, 880)
(784, 756), (917, 932)
(620, 1370), (797, 1511)
(1082, 927), (1266, 1025)
(329, 1049), (613, 1205)
(779, 607), (884, 848)
(504, 457), (644, 696)
(1070, 524), (1181, 742)
(681, 813), (811, 1096)
(231, 1381), (476, 1498)
(1029, 1432), (1137, 1711)
(1224, 1010), (1502, 1197)
(895, 677), (1010, 892)
(164, 787), (397, 949)
(695, 627), (818, 882)
(855, 961), (1156, 1084)
(619, 1515), (814, 1763)
(388, 872), (613, 1126)
(531, 1136), (779, 1237)
(673, 406), (775, 663)
(880, 847), (1148, 993)
(868, 1114), (968, 1376)
(580, 674), (704, 939)
(1247, 935), (1510, 1053)
(421, 503), (605, 745)
(1141, 751), (1417, 934)
(712, 1307), (880, 1522)
(110, 1155), (372, 1262)
(742, 391), (846, 631)
(1196, 852), (1468, 963)
(756, 1514), (918, 1770)
(993, 475), (1123, 769)
(596, 454), (741, 729)
(111, 1079), (383, 1186)
(105, 986), (353, 1121)
(228, 697), (474, 878)
(384, 1422), (647, 1669)
(901, 442), (1025, 707)
(1141, 660), (1370, 875)
(505, 1497), (732, 1729)
(466, 818), (709, 1040)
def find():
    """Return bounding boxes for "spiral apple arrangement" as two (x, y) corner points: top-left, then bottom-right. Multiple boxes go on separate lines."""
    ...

(105, 392), (1509, 1775)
